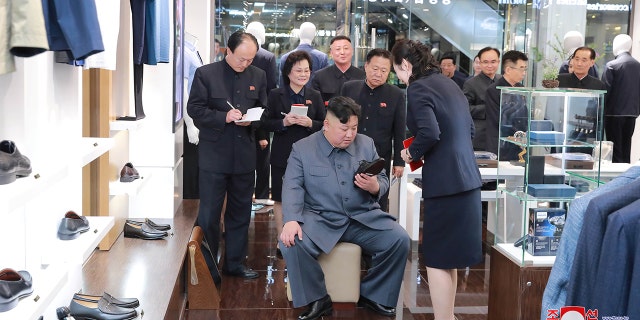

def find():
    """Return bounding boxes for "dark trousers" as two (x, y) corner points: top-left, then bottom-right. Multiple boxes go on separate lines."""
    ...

(182, 126), (199, 199)
(198, 169), (255, 272)
(254, 140), (271, 199)
(605, 116), (636, 163)
(280, 220), (410, 308)
(133, 63), (146, 119)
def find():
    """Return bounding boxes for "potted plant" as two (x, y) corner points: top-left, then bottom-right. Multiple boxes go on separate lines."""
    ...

(540, 59), (560, 88)
(532, 49), (560, 88)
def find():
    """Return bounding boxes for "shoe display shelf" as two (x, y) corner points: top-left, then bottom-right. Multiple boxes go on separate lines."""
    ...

(0, 264), (67, 320)
(109, 118), (147, 132)
(41, 216), (115, 265)
(109, 170), (153, 196)
(75, 137), (115, 168)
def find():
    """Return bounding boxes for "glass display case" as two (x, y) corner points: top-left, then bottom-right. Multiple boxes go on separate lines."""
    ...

(493, 87), (606, 266)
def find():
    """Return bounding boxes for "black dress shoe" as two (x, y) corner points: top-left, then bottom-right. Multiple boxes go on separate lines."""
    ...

(123, 221), (167, 240)
(222, 266), (259, 279)
(358, 295), (396, 317)
(57, 211), (90, 240)
(73, 292), (139, 309)
(0, 268), (33, 312)
(0, 140), (32, 185)
(298, 294), (332, 320)
(144, 218), (171, 231)
(69, 297), (137, 320)
(125, 219), (171, 232)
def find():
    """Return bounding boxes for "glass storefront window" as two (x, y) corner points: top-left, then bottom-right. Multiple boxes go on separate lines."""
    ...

(211, 0), (630, 87)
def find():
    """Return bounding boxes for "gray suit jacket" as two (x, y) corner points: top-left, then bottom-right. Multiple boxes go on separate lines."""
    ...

(282, 131), (396, 253)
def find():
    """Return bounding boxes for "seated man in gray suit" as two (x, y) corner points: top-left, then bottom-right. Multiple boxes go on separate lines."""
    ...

(279, 96), (410, 320)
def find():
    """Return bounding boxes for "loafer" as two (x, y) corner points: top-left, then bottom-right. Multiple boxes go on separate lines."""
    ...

(69, 297), (137, 320)
(222, 266), (259, 279)
(0, 268), (34, 312)
(298, 294), (332, 320)
(56, 306), (71, 319)
(73, 292), (139, 309)
(358, 295), (396, 317)
(0, 140), (32, 185)
(57, 211), (90, 240)
(119, 163), (139, 182)
(125, 219), (171, 232)
(123, 221), (167, 240)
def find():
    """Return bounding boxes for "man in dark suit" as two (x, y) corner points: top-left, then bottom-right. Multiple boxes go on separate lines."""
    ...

(463, 47), (502, 151)
(439, 52), (467, 89)
(311, 36), (366, 104)
(280, 97), (410, 320)
(558, 47), (606, 154)
(247, 22), (278, 205)
(601, 34), (640, 163)
(187, 30), (267, 279)
(340, 48), (406, 210)
(485, 50), (528, 159)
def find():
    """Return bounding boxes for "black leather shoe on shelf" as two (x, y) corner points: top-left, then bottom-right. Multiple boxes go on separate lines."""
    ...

(57, 211), (90, 240)
(69, 297), (137, 320)
(0, 140), (32, 185)
(119, 162), (140, 182)
(125, 218), (171, 232)
(357, 295), (396, 317)
(73, 292), (139, 309)
(222, 266), (259, 279)
(0, 268), (34, 312)
(123, 221), (167, 240)
(298, 294), (332, 320)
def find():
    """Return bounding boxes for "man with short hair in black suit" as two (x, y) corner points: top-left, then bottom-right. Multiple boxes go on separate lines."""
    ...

(187, 30), (268, 279)
(340, 48), (406, 210)
(311, 36), (366, 104)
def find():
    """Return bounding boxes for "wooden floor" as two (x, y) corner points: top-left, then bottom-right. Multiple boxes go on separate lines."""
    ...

(184, 199), (491, 320)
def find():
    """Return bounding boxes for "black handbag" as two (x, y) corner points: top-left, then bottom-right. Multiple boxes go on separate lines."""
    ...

(355, 158), (386, 176)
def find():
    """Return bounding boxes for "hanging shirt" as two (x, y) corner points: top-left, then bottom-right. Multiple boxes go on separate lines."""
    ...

(42, 0), (104, 60)
(1, 0), (49, 75)
(84, 0), (121, 70)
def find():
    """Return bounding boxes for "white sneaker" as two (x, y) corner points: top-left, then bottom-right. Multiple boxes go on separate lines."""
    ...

(254, 199), (275, 206)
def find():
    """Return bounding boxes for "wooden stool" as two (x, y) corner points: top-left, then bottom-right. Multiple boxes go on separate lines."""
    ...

(287, 242), (362, 303)
(186, 226), (220, 309)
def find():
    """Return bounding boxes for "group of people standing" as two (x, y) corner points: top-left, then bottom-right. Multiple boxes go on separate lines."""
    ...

(185, 24), (639, 320)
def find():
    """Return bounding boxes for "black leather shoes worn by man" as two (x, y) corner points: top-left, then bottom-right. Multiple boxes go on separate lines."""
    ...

(297, 294), (332, 320)
(358, 295), (396, 317)
(221, 265), (259, 279)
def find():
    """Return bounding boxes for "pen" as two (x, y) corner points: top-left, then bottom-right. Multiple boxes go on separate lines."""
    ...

(226, 101), (236, 110)
(280, 112), (287, 116)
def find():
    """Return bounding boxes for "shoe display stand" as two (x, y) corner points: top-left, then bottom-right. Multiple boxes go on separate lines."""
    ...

(41, 217), (115, 265)
(0, 264), (67, 320)
(109, 170), (153, 196)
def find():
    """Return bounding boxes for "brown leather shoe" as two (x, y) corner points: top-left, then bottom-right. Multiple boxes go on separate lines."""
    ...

(119, 163), (140, 182)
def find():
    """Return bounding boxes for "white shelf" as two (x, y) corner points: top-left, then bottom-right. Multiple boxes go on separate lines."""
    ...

(495, 243), (555, 267)
(110, 118), (146, 131)
(0, 163), (69, 213)
(41, 216), (115, 265)
(76, 137), (114, 167)
(109, 170), (152, 196)
(0, 264), (67, 320)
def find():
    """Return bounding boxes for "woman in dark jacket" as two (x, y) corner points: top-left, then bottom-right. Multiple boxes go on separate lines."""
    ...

(260, 51), (325, 248)
(391, 39), (482, 320)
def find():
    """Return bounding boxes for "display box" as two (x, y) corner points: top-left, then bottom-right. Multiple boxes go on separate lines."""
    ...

(527, 184), (577, 199)
(528, 131), (565, 144)
(526, 208), (566, 256)
(545, 154), (594, 169)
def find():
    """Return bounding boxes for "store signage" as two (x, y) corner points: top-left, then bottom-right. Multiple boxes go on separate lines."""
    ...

(498, 0), (629, 11)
